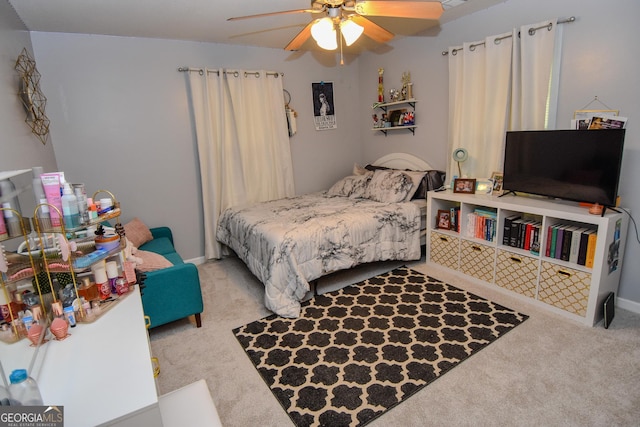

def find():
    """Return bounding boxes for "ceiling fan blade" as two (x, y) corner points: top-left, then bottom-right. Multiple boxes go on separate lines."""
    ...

(285, 21), (314, 51)
(227, 9), (316, 21)
(351, 15), (394, 44)
(355, 1), (444, 20)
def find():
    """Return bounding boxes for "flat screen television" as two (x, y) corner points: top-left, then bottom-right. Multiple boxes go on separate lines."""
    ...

(502, 129), (626, 207)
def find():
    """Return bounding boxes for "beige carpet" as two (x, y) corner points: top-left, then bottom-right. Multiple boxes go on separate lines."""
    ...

(149, 257), (640, 426)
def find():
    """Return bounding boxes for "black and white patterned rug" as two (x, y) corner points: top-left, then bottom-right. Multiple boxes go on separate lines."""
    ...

(233, 266), (528, 426)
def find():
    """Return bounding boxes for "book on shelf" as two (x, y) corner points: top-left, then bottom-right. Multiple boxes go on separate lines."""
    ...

(577, 229), (592, 266)
(449, 206), (460, 232)
(560, 225), (579, 262)
(585, 230), (598, 268)
(523, 221), (540, 250)
(503, 214), (521, 246)
(518, 219), (533, 249)
(577, 228), (597, 266)
(545, 225), (554, 257)
(510, 219), (523, 247)
(554, 226), (565, 259)
(569, 226), (587, 264)
(473, 208), (497, 218)
(466, 211), (496, 242)
(549, 225), (560, 259)
(526, 221), (541, 251)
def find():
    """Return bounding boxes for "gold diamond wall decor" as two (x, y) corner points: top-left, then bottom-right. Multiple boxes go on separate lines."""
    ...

(15, 48), (50, 145)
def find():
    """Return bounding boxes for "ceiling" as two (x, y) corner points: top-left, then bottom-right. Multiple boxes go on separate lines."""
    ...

(8, 0), (506, 53)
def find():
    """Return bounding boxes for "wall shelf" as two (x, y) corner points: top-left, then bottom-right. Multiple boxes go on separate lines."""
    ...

(372, 99), (417, 136)
(372, 125), (417, 135)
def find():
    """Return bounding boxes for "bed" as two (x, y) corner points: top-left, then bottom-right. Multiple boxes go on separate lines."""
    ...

(216, 153), (445, 317)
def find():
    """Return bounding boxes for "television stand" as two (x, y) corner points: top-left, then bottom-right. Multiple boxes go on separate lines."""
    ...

(499, 190), (517, 198)
(426, 190), (629, 326)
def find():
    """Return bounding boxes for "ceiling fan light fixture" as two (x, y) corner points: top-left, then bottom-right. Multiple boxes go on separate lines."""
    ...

(311, 17), (337, 50)
(340, 19), (364, 46)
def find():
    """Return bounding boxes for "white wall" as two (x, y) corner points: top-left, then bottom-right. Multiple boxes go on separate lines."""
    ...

(29, 33), (363, 261)
(359, 0), (640, 308)
(0, 0), (58, 215)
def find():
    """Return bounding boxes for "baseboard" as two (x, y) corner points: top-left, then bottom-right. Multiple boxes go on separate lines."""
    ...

(616, 296), (640, 315)
(185, 256), (206, 265)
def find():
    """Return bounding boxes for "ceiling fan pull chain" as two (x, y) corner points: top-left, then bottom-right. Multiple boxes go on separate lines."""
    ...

(340, 30), (345, 65)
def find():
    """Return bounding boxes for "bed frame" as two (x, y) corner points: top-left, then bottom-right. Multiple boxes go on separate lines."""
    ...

(371, 152), (436, 171)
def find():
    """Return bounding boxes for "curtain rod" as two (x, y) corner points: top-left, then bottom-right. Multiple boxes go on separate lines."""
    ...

(441, 16), (575, 56)
(177, 67), (283, 77)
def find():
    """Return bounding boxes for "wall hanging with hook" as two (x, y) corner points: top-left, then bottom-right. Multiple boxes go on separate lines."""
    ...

(284, 89), (297, 137)
(573, 96), (626, 129)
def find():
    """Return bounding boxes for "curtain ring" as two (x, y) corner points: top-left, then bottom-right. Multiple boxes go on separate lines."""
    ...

(199, 69), (204, 76)
(547, 22), (553, 31)
(528, 27), (536, 36)
(494, 38), (501, 45)
(452, 49), (458, 56)
(469, 44), (476, 51)
(255, 73), (259, 78)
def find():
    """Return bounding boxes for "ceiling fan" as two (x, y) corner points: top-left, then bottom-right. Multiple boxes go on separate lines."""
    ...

(228, 1), (445, 52)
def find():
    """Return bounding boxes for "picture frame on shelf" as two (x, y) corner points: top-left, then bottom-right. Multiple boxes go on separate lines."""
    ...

(490, 171), (504, 194)
(388, 109), (407, 127)
(476, 179), (493, 195)
(453, 178), (476, 194)
(437, 210), (451, 230)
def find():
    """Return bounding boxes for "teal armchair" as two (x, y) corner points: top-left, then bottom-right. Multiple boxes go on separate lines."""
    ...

(138, 227), (203, 328)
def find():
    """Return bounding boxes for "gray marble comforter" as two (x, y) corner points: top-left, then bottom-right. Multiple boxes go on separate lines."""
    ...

(216, 192), (421, 317)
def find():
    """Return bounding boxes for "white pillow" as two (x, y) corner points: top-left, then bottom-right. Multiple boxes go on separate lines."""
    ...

(365, 170), (413, 203)
(327, 173), (373, 197)
(401, 170), (427, 201)
(353, 163), (369, 176)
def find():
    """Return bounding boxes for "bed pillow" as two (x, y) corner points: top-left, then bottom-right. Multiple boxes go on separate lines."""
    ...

(365, 164), (446, 199)
(365, 170), (413, 203)
(123, 217), (153, 248)
(415, 170), (447, 199)
(353, 163), (369, 176)
(327, 173), (373, 198)
(401, 170), (427, 201)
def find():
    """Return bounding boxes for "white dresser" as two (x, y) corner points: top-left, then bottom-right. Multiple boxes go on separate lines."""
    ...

(2, 286), (162, 426)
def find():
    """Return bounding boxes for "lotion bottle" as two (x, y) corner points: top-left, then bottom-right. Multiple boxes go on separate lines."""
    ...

(61, 183), (80, 229)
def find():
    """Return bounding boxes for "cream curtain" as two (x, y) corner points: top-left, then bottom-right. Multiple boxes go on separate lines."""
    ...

(448, 19), (561, 180)
(186, 69), (295, 259)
